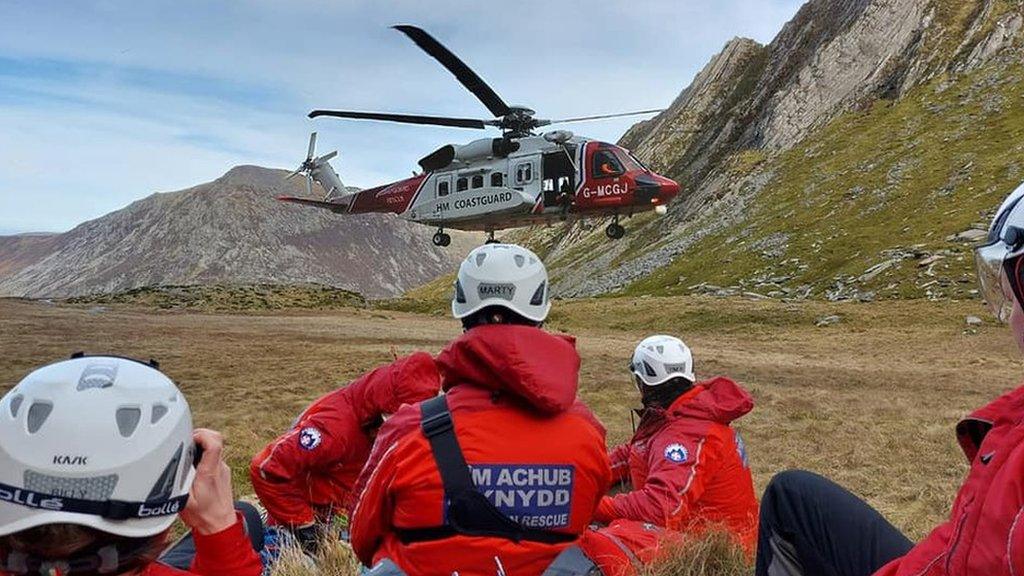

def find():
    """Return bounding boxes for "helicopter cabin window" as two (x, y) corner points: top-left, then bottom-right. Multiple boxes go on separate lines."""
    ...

(491, 172), (504, 187)
(437, 180), (450, 197)
(471, 175), (484, 189)
(592, 149), (624, 178)
(514, 162), (533, 185)
(456, 177), (468, 192)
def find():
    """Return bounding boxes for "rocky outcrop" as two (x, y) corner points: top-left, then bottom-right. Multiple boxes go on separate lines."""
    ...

(539, 0), (1024, 297)
(0, 166), (476, 299)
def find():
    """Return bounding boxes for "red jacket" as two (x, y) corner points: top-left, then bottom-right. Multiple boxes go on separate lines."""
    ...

(350, 325), (612, 576)
(595, 378), (759, 552)
(873, 384), (1024, 576)
(250, 353), (440, 526)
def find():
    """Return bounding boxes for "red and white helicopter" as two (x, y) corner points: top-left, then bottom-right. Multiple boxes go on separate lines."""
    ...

(281, 25), (681, 246)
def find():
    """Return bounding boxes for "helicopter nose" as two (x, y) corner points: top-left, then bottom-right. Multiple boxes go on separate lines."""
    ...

(660, 179), (681, 199)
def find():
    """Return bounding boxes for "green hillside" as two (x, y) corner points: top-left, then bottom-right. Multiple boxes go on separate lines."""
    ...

(620, 61), (1024, 300)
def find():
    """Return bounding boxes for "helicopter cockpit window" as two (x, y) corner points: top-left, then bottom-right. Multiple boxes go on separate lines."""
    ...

(515, 162), (533, 185)
(456, 177), (468, 192)
(471, 175), (484, 189)
(491, 173), (504, 187)
(593, 150), (624, 178)
(437, 180), (450, 197)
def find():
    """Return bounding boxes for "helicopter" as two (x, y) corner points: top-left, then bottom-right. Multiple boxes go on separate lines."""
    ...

(281, 25), (681, 247)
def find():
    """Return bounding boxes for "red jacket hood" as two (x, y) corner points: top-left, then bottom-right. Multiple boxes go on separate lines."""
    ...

(436, 325), (581, 415)
(668, 377), (754, 424)
(956, 383), (1024, 461)
(345, 352), (441, 425)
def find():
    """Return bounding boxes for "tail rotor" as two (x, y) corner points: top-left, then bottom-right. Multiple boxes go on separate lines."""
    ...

(285, 132), (344, 198)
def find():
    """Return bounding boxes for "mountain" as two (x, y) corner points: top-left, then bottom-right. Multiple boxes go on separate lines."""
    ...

(0, 166), (478, 299)
(530, 0), (1024, 301)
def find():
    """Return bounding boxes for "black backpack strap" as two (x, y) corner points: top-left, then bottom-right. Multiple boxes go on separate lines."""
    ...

(420, 395), (473, 494)
(398, 395), (576, 546)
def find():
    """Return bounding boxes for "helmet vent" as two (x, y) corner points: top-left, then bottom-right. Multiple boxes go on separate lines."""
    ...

(643, 361), (657, 377)
(656, 345), (665, 354)
(77, 361), (118, 391)
(475, 253), (487, 266)
(9, 394), (23, 418)
(454, 280), (467, 304)
(151, 404), (169, 424)
(147, 444), (183, 501)
(26, 402), (53, 434)
(530, 281), (546, 306)
(25, 470), (118, 500)
(116, 407), (142, 438)
(514, 254), (525, 268)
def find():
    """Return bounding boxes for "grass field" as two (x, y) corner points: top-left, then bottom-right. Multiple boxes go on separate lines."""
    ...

(1, 294), (1020, 565)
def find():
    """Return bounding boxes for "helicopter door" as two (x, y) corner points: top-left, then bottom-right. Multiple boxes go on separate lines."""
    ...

(542, 151), (575, 209)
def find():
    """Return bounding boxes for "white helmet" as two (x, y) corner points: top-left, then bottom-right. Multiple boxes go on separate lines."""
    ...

(976, 181), (1024, 322)
(631, 335), (695, 386)
(452, 243), (551, 323)
(0, 355), (194, 539)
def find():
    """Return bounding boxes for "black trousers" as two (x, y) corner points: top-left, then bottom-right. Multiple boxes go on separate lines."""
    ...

(160, 501), (265, 570)
(755, 470), (914, 576)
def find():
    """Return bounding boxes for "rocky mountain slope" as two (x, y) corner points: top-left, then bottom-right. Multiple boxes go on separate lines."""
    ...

(0, 166), (476, 299)
(529, 0), (1024, 301)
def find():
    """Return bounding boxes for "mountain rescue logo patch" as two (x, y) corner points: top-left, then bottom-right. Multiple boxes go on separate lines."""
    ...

(664, 443), (688, 464)
(299, 427), (322, 451)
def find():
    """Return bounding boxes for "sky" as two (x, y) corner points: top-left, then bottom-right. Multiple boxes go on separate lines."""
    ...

(0, 0), (805, 235)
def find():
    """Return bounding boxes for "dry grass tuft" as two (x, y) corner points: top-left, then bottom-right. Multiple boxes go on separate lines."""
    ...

(269, 527), (361, 576)
(644, 532), (751, 576)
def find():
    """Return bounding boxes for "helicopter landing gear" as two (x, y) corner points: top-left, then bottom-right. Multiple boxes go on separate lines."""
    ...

(605, 217), (626, 240)
(432, 230), (451, 247)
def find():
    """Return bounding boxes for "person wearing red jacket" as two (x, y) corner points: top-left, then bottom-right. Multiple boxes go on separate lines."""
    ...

(0, 355), (262, 576)
(349, 243), (612, 576)
(755, 180), (1024, 576)
(593, 335), (759, 554)
(250, 352), (440, 550)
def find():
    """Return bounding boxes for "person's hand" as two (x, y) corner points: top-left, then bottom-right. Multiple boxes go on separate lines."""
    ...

(179, 429), (238, 536)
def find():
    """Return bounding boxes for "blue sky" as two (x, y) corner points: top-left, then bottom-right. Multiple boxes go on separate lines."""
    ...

(0, 0), (805, 234)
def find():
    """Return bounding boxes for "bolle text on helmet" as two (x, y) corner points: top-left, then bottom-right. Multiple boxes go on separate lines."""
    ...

(137, 499), (182, 517)
(478, 283), (516, 300)
(0, 486), (64, 511)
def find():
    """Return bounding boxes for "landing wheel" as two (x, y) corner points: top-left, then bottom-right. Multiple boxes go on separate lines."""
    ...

(432, 231), (451, 247)
(605, 222), (626, 240)
(485, 231), (499, 244)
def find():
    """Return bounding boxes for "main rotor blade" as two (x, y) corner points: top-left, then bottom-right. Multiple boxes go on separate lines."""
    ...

(307, 132), (317, 161)
(285, 166), (304, 180)
(309, 109), (487, 129)
(392, 25), (511, 118)
(548, 109), (664, 124)
(306, 174), (313, 197)
(316, 151), (338, 163)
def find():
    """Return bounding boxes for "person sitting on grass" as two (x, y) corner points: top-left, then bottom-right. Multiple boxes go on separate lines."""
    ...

(0, 355), (262, 576)
(348, 243), (612, 576)
(755, 181), (1024, 576)
(249, 351), (440, 553)
(593, 335), (759, 555)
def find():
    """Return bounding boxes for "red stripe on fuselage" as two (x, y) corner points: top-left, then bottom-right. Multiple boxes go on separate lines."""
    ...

(347, 174), (428, 214)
